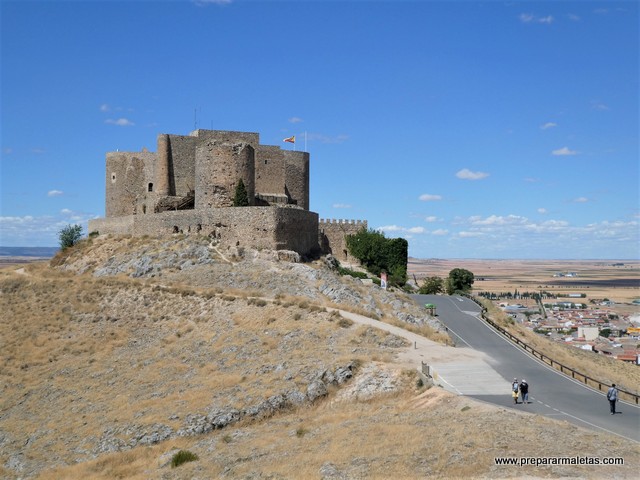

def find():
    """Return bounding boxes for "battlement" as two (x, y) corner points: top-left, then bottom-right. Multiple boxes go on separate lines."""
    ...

(318, 218), (367, 263)
(319, 219), (367, 226)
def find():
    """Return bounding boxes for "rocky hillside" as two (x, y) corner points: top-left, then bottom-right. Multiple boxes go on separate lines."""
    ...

(1, 235), (638, 479)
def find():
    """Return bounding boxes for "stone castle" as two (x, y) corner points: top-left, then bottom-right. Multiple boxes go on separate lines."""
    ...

(89, 129), (367, 260)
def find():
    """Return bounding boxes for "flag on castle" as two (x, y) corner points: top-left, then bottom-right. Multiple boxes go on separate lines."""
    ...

(283, 135), (295, 144)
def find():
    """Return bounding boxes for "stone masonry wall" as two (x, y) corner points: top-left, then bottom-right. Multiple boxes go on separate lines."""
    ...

(90, 207), (319, 256)
(195, 142), (255, 208)
(319, 219), (368, 263)
(165, 134), (197, 196)
(255, 145), (286, 198)
(284, 151), (309, 210)
(106, 151), (158, 217)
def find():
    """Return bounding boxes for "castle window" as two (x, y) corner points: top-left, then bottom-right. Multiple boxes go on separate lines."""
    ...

(264, 159), (268, 164)
(148, 182), (153, 192)
(111, 173), (116, 183)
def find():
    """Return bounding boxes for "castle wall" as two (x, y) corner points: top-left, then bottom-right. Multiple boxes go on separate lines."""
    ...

(105, 151), (158, 217)
(255, 145), (286, 199)
(89, 215), (134, 236)
(191, 129), (260, 146)
(166, 134), (197, 196)
(90, 207), (319, 256)
(284, 151), (309, 210)
(319, 219), (368, 263)
(195, 142), (255, 208)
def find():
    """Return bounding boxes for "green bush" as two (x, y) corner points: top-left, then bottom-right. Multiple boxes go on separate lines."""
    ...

(345, 228), (407, 286)
(171, 450), (199, 468)
(446, 268), (474, 294)
(337, 266), (368, 279)
(233, 179), (249, 206)
(58, 224), (83, 250)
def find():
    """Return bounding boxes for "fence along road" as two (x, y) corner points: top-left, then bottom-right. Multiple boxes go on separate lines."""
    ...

(411, 294), (640, 443)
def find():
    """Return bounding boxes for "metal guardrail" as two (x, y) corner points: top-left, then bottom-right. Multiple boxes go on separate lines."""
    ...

(461, 293), (639, 405)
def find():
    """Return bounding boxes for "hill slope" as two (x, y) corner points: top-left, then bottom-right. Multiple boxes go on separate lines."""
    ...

(1, 236), (638, 479)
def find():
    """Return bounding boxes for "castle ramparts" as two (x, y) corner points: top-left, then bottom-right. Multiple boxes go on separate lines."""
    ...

(89, 129), (366, 258)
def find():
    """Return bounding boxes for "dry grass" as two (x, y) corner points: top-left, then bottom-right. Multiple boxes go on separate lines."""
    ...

(1, 247), (639, 479)
(36, 387), (640, 480)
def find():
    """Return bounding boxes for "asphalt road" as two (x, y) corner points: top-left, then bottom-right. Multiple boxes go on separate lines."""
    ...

(411, 294), (640, 443)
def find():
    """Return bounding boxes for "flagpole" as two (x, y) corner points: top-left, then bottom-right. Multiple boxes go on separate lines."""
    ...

(304, 131), (307, 152)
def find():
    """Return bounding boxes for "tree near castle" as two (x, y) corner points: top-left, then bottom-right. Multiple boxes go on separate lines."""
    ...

(58, 224), (83, 250)
(345, 228), (408, 287)
(233, 179), (249, 207)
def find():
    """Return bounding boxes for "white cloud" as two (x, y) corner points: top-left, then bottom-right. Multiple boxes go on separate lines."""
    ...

(379, 225), (402, 232)
(537, 208), (547, 214)
(419, 194), (442, 201)
(568, 14), (581, 21)
(540, 122), (557, 130)
(193, 0), (232, 6)
(591, 101), (610, 111)
(573, 197), (589, 203)
(332, 203), (352, 209)
(47, 190), (64, 197)
(456, 168), (489, 180)
(424, 214), (639, 258)
(552, 146), (578, 156)
(378, 225), (427, 235)
(288, 117), (303, 124)
(470, 214), (529, 226)
(519, 13), (554, 24)
(0, 211), (98, 247)
(459, 231), (483, 238)
(3, 147), (13, 155)
(431, 229), (448, 236)
(100, 104), (110, 112)
(31, 148), (46, 154)
(424, 216), (439, 223)
(105, 118), (135, 127)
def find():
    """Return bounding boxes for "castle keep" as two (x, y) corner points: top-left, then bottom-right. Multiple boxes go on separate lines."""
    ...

(89, 129), (366, 259)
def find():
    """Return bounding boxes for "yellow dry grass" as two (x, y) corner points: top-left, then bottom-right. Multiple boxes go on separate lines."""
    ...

(1, 248), (639, 479)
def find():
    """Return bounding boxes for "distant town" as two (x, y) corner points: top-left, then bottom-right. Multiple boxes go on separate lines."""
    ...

(478, 284), (640, 365)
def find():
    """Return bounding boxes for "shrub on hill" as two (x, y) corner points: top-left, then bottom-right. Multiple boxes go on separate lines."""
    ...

(345, 228), (407, 287)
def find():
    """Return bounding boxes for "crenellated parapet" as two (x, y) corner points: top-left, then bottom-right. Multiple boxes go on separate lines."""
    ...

(318, 218), (368, 263)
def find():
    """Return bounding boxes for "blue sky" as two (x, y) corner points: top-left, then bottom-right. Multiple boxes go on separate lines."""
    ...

(1, 0), (638, 259)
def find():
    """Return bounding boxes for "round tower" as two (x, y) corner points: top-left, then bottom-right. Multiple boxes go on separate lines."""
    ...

(155, 133), (171, 196)
(195, 141), (255, 209)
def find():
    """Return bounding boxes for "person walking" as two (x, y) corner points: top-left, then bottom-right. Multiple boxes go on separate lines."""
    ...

(607, 384), (618, 415)
(519, 379), (529, 404)
(512, 378), (519, 404)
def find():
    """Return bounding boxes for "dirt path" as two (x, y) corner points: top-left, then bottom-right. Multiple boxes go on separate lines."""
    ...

(334, 308), (509, 395)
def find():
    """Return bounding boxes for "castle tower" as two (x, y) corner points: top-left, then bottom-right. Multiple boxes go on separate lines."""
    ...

(195, 141), (255, 208)
(284, 151), (310, 210)
(155, 134), (171, 196)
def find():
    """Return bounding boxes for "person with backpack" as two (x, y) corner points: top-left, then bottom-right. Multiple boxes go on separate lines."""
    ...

(607, 384), (618, 415)
(519, 379), (529, 404)
(512, 378), (519, 404)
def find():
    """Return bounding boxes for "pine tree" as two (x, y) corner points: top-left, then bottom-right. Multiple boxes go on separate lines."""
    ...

(233, 179), (249, 206)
